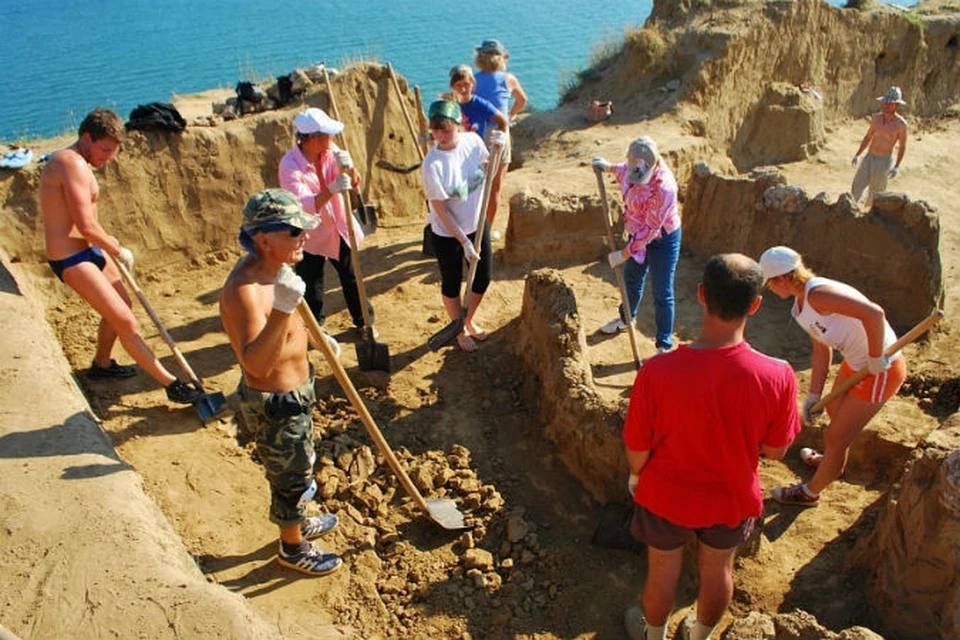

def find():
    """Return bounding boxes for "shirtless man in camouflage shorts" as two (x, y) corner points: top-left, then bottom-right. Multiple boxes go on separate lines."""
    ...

(220, 189), (344, 577)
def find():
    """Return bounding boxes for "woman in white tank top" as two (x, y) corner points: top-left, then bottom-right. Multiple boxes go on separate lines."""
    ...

(758, 246), (907, 508)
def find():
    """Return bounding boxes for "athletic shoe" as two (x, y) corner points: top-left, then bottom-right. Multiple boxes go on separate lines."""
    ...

(771, 483), (820, 507)
(277, 541), (342, 577)
(165, 380), (204, 405)
(657, 346), (671, 355)
(301, 513), (338, 539)
(800, 447), (824, 468)
(87, 359), (137, 379)
(623, 605), (647, 640)
(600, 318), (627, 334)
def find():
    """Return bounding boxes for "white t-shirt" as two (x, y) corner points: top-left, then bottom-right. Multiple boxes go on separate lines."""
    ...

(421, 132), (489, 238)
(791, 276), (900, 370)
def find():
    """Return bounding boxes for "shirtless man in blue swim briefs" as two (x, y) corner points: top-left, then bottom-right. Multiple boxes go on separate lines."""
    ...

(40, 107), (202, 404)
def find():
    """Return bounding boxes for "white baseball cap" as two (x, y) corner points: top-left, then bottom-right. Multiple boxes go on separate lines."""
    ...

(293, 108), (343, 135)
(759, 246), (801, 281)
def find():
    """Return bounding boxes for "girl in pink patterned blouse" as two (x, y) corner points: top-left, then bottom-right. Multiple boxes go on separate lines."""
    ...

(593, 137), (682, 353)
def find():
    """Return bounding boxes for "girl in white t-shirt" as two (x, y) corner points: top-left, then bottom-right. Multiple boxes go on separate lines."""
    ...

(760, 246), (906, 507)
(421, 100), (504, 352)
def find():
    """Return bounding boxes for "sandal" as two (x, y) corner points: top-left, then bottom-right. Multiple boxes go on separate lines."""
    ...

(466, 324), (487, 342)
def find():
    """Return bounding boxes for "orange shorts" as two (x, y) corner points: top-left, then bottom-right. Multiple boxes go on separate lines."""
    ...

(836, 356), (907, 404)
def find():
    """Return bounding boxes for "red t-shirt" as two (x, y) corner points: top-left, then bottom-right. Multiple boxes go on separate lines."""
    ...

(623, 341), (799, 528)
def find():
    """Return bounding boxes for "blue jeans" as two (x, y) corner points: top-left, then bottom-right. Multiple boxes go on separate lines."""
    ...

(619, 227), (681, 350)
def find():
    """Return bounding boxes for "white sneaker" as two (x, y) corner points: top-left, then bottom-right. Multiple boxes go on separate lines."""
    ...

(657, 346), (671, 354)
(600, 318), (627, 334)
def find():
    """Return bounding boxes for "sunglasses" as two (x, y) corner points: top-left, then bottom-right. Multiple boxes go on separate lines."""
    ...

(251, 221), (304, 237)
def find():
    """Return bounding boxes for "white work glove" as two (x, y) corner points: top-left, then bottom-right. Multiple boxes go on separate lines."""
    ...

(116, 247), (135, 273)
(608, 250), (628, 269)
(851, 155), (859, 167)
(802, 392), (822, 425)
(867, 354), (891, 375)
(328, 173), (352, 194)
(462, 240), (481, 263)
(627, 473), (639, 497)
(488, 129), (508, 148)
(449, 181), (469, 200)
(272, 264), (306, 314)
(592, 156), (611, 172)
(333, 149), (353, 170)
(888, 166), (899, 179)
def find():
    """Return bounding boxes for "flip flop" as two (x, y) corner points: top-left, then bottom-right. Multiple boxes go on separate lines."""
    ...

(466, 324), (488, 342)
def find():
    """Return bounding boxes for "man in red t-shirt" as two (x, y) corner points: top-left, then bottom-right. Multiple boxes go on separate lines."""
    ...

(622, 253), (800, 640)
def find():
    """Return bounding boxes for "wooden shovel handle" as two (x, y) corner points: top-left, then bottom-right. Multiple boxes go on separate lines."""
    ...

(115, 259), (202, 387)
(297, 301), (428, 511)
(594, 167), (643, 369)
(322, 66), (374, 330)
(811, 309), (943, 413)
(462, 142), (504, 313)
(387, 63), (426, 162)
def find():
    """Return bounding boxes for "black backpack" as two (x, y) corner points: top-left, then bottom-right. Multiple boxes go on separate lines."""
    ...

(126, 103), (187, 133)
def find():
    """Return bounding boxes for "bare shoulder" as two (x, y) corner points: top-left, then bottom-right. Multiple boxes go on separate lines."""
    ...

(43, 148), (88, 182)
(895, 114), (908, 128)
(221, 256), (269, 313)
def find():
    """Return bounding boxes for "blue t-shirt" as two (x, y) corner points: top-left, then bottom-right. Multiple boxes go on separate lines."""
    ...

(475, 71), (511, 116)
(460, 95), (500, 139)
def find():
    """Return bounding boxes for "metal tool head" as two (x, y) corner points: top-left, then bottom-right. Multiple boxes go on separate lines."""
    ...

(426, 499), (475, 531)
(194, 388), (227, 424)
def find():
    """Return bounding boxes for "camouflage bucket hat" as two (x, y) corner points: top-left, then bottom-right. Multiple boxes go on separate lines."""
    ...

(241, 188), (319, 231)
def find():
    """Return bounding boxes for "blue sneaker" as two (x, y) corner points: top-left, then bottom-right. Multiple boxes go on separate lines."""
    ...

(301, 513), (338, 539)
(277, 541), (342, 577)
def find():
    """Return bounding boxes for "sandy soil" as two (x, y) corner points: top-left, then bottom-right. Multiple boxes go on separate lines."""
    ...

(13, 105), (952, 639)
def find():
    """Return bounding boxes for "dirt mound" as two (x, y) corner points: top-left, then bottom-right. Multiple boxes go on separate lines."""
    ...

(0, 63), (425, 274)
(851, 413), (960, 640)
(570, 0), (960, 150)
(731, 82), (825, 171)
(505, 269), (626, 502)
(682, 162), (942, 331)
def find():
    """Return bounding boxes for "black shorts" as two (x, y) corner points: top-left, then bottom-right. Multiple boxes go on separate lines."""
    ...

(432, 227), (492, 299)
(630, 504), (755, 551)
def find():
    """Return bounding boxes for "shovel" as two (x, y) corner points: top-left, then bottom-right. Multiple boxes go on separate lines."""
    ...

(323, 66), (391, 372)
(298, 300), (473, 531)
(594, 166), (643, 370)
(427, 141), (504, 351)
(810, 308), (943, 414)
(114, 261), (226, 422)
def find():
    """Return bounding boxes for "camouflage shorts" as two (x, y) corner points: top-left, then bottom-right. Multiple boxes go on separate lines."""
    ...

(238, 373), (317, 528)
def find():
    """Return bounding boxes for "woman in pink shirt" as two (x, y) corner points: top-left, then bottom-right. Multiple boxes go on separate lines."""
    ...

(592, 137), (682, 353)
(278, 108), (373, 336)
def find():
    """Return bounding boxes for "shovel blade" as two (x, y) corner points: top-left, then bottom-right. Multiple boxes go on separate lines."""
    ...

(195, 391), (227, 423)
(426, 499), (474, 531)
(356, 336), (391, 372)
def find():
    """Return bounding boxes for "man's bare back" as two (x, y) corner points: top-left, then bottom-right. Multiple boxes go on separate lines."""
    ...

(220, 254), (311, 393)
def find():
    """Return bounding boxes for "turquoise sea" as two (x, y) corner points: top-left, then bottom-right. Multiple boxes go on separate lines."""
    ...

(0, 0), (648, 141)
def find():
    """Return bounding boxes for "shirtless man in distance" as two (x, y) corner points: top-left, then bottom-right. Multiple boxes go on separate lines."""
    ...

(219, 189), (343, 577)
(850, 86), (908, 209)
(40, 107), (201, 404)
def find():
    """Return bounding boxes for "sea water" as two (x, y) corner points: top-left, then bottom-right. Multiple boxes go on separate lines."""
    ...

(0, 0), (647, 141)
